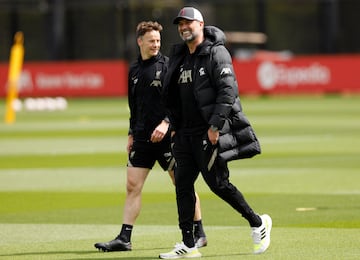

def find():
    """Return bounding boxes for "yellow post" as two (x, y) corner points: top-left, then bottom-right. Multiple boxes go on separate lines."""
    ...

(5, 31), (25, 124)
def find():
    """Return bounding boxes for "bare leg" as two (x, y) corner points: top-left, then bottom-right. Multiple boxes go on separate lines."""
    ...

(123, 167), (150, 224)
(193, 192), (202, 221)
(93, 166), (149, 251)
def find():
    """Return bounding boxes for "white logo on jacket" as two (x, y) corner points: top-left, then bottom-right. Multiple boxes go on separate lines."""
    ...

(132, 76), (138, 85)
(220, 67), (232, 76)
(178, 69), (192, 84)
(199, 67), (206, 76)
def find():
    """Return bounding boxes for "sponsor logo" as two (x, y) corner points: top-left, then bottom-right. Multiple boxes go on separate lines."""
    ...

(17, 70), (105, 92)
(18, 70), (33, 91)
(36, 72), (103, 89)
(220, 67), (232, 76)
(257, 61), (331, 90)
(178, 69), (192, 84)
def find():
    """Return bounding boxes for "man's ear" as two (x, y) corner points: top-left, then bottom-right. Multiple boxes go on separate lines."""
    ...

(137, 37), (142, 47)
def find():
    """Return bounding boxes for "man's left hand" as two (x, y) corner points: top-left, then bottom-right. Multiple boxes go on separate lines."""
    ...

(208, 127), (219, 145)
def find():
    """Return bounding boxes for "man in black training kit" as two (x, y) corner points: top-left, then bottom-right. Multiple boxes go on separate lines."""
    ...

(94, 21), (207, 252)
(159, 7), (272, 259)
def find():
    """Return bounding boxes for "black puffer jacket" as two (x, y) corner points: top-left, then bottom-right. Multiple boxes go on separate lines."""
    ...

(164, 26), (261, 162)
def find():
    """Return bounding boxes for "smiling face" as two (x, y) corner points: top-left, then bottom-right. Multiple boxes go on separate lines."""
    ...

(177, 19), (203, 43)
(137, 30), (161, 60)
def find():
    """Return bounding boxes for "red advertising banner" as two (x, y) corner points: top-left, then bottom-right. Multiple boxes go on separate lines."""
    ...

(0, 60), (128, 97)
(234, 54), (360, 95)
(1, 55), (360, 97)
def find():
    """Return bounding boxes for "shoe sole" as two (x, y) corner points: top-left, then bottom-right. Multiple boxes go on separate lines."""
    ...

(94, 244), (131, 252)
(159, 252), (202, 259)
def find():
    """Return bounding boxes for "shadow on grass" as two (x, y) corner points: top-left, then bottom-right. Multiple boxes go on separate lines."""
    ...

(0, 249), (252, 259)
(0, 250), (95, 257)
(0, 249), (167, 259)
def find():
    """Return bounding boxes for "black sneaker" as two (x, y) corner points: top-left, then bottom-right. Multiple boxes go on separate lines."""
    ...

(94, 236), (132, 252)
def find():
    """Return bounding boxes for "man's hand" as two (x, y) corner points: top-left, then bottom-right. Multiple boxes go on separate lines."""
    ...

(127, 135), (134, 154)
(208, 126), (219, 145)
(150, 120), (170, 143)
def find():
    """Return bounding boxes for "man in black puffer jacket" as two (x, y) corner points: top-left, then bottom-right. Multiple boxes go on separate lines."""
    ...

(159, 7), (272, 259)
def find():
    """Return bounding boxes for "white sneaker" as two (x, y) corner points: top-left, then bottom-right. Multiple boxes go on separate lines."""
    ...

(251, 214), (272, 254)
(159, 242), (202, 259)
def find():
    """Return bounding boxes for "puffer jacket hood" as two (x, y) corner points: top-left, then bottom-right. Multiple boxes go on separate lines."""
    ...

(203, 26), (226, 46)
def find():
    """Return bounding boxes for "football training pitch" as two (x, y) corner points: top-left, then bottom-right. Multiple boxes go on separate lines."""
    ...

(0, 95), (359, 259)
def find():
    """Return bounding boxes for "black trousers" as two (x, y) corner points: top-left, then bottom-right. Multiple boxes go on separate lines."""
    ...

(172, 133), (260, 235)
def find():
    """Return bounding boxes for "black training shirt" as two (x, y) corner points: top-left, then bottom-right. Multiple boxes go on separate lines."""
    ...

(177, 50), (207, 136)
(128, 53), (167, 141)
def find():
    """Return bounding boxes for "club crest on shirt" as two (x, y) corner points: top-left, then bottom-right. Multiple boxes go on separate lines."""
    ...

(150, 70), (162, 87)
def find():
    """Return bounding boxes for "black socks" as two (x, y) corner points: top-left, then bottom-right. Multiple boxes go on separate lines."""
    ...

(183, 220), (206, 248)
(194, 220), (205, 238)
(119, 224), (133, 243)
(182, 230), (195, 248)
(249, 214), (262, 228)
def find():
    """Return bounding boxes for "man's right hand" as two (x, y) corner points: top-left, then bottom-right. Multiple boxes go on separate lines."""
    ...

(150, 120), (170, 143)
(127, 135), (134, 153)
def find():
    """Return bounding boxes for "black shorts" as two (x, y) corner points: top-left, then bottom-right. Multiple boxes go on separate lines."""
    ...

(127, 136), (175, 171)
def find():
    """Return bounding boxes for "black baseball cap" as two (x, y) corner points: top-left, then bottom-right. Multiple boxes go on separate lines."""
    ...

(173, 7), (204, 24)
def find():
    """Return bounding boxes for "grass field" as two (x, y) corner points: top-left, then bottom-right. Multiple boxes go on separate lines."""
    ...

(0, 95), (359, 259)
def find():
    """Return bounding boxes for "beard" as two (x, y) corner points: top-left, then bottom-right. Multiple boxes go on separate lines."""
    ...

(180, 30), (198, 43)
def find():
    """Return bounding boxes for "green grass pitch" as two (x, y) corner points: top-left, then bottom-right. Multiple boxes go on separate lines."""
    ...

(0, 95), (359, 259)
